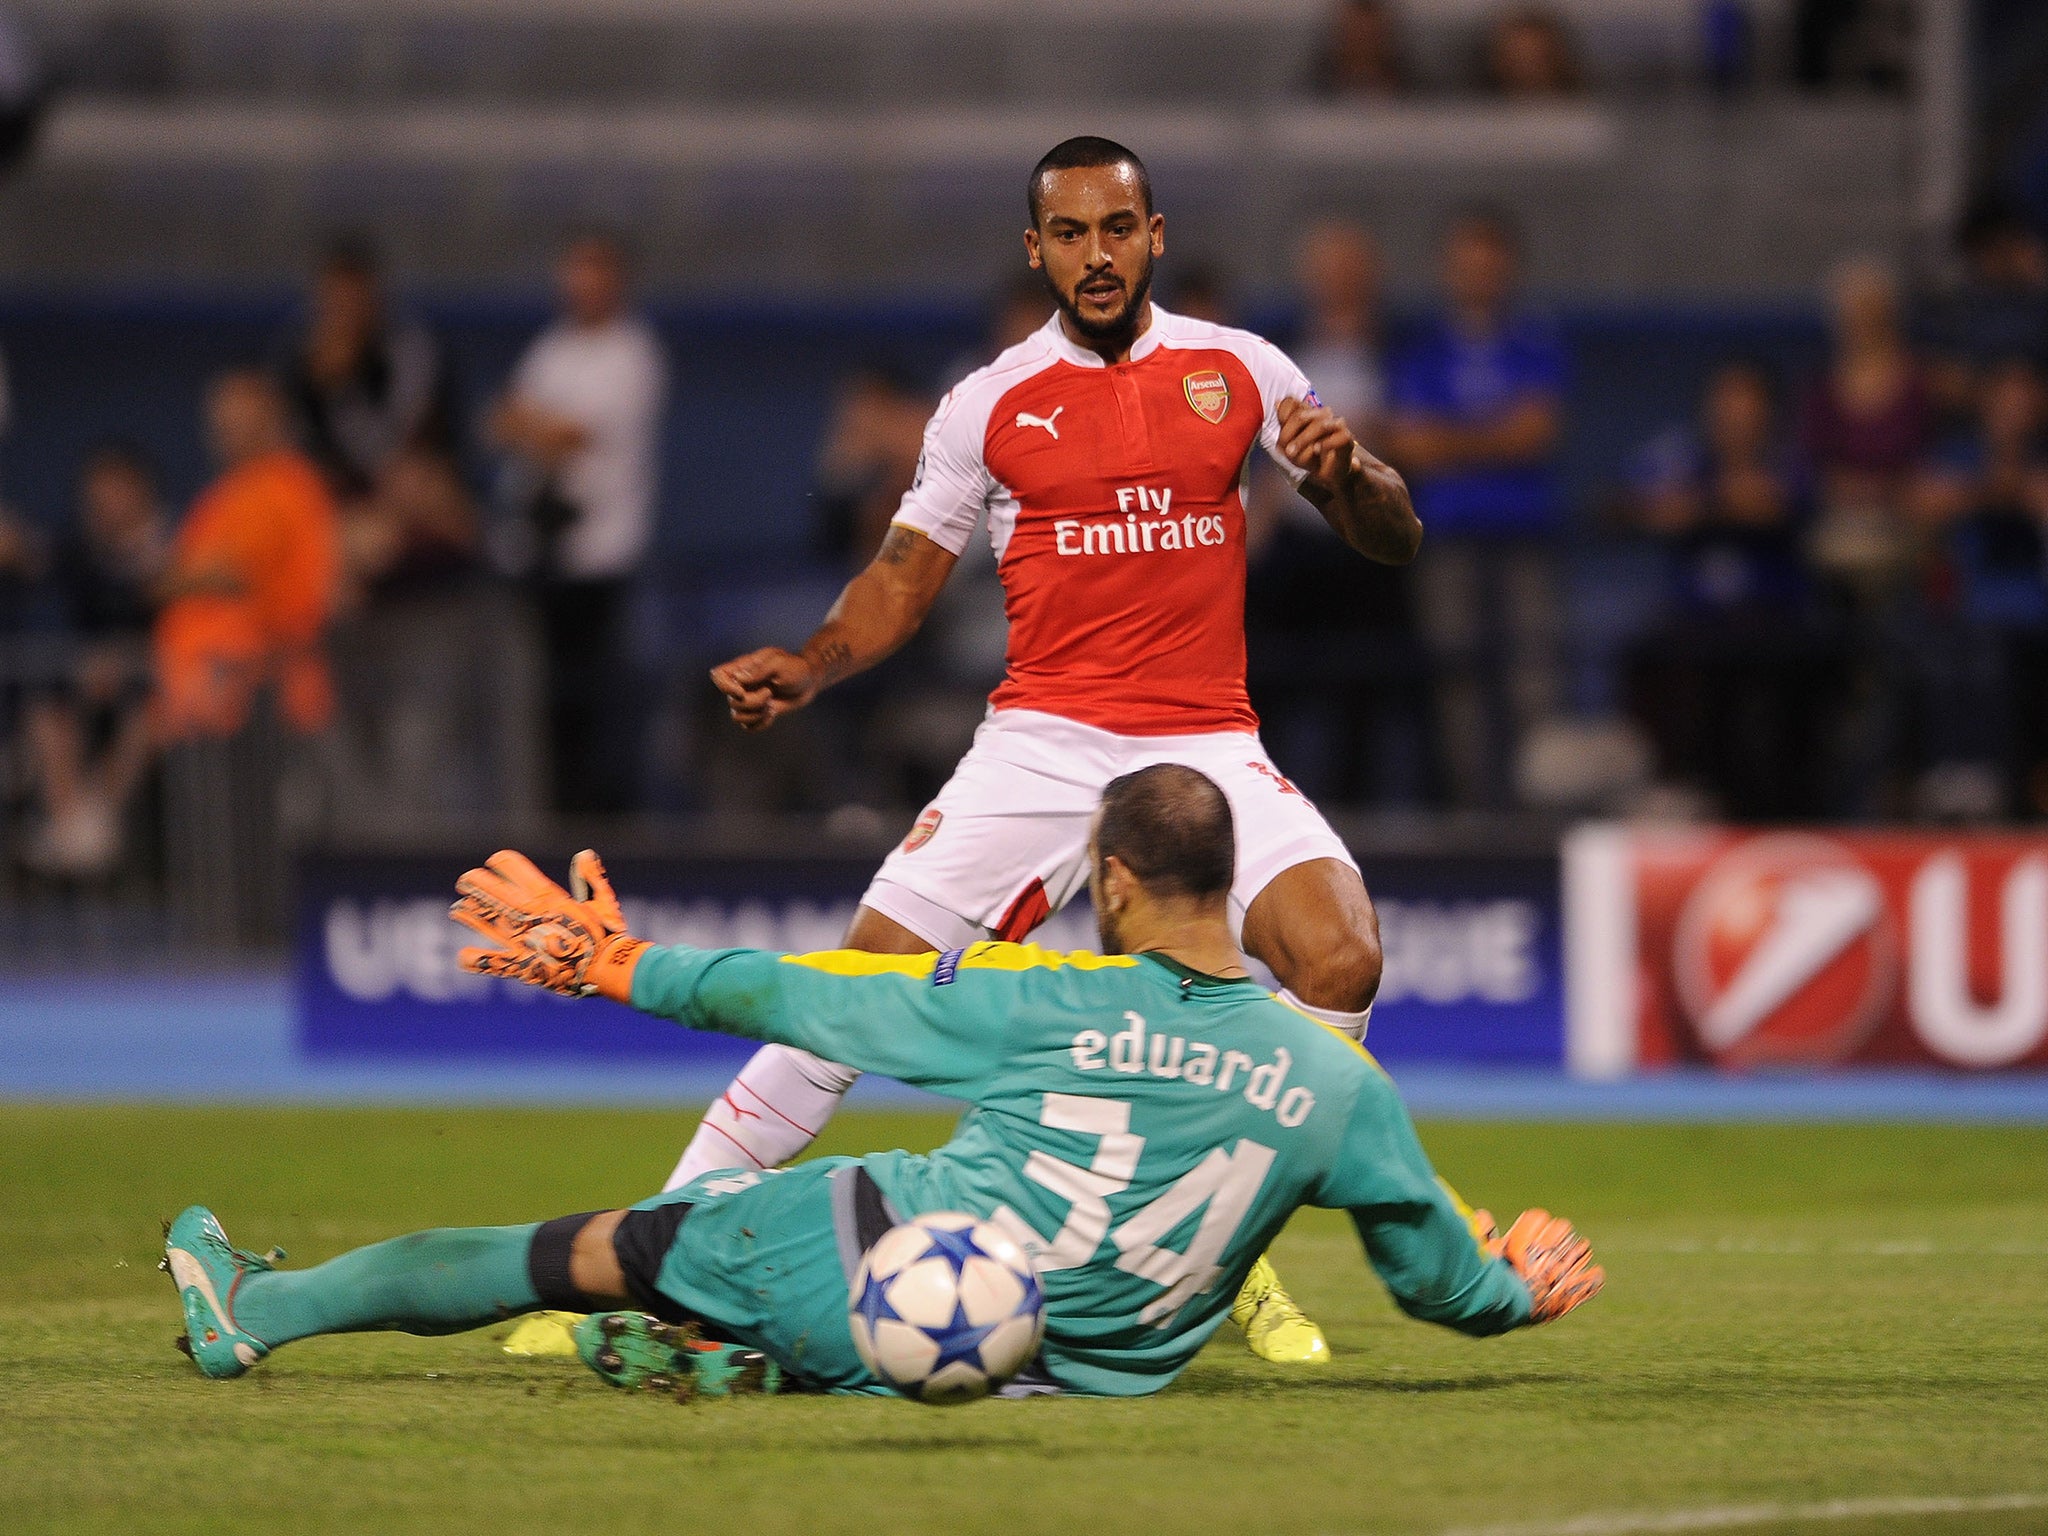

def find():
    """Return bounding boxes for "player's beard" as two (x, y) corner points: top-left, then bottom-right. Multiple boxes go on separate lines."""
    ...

(1051, 258), (1153, 352)
(1095, 908), (1125, 955)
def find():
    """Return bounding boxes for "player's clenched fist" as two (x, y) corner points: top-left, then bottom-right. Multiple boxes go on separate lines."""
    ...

(710, 647), (822, 733)
(1275, 395), (1365, 493)
(1472, 1207), (1605, 1323)
(450, 849), (648, 1002)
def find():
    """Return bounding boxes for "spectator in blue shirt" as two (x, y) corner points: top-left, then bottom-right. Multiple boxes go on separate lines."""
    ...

(1386, 208), (1568, 807)
(1632, 361), (1811, 614)
(1903, 357), (2048, 816)
(1623, 363), (1844, 821)
(1388, 209), (1565, 533)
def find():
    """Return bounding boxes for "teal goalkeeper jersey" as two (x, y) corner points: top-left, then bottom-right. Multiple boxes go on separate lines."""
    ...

(629, 939), (1533, 1396)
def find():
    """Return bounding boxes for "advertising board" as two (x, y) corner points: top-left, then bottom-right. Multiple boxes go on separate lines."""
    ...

(1566, 826), (2048, 1075)
(298, 850), (1565, 1067)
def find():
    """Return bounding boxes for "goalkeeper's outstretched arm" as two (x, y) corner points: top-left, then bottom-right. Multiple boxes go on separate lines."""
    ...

(450, 849), (1009, 1098)
(1314, 1065), (1602, 1335)
(623, 941), (1015, 1098)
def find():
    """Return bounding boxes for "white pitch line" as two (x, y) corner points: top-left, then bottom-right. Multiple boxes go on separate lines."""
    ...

(1440, 1492), (2048, 1536)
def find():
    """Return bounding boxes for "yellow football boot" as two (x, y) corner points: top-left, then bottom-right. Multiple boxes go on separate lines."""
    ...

(502, 1310), (586, 1358)
(1230, 1254), (1330, 1365)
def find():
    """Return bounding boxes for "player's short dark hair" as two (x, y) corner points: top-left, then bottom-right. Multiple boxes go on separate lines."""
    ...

(1028, 136), (1153, 226)
(1095, 764), (1235, 902)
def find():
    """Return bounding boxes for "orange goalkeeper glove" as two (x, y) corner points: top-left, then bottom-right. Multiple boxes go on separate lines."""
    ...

(1472, 1207), (1605, 1324)
(450, 849), (648, 1003)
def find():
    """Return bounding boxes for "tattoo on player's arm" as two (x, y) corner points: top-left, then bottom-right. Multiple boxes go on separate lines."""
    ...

(1315, 455), (1421, 564)
(810, 639), (854, 680)
(875, 527), (918, 566)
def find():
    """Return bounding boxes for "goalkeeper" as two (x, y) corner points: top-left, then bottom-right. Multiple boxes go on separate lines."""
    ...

(165, 765), (1601, 1397)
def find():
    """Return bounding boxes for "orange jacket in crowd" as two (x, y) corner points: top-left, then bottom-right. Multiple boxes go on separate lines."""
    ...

(153, 449), (342, 740)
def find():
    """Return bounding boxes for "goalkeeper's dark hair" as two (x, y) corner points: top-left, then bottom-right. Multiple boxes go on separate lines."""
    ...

(1095, 764), (1235, 903)
(1028, 136), (1153, 226)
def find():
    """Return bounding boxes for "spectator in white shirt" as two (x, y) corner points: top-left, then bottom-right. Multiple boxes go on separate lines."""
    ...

(1293, 221), (1389, 453)
(1245, 217), (1420, 809)
(489, 231), (668, 814)
(1253, 220), (1390, 548)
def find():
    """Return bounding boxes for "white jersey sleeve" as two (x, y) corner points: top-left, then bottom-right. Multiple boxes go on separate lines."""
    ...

(1247, 338), (1317, 489)
(891, 385), (997, 557)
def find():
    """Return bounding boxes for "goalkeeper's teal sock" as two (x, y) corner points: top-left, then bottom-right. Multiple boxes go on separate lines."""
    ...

(232, 1225), (543, 1345)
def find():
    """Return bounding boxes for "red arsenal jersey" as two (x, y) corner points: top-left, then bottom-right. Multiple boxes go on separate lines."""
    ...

(892, 307), (1315, 735)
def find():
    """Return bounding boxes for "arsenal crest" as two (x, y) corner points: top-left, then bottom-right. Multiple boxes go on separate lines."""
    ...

(902, 806), (943, 853)
(1183, 370), (1229, 424)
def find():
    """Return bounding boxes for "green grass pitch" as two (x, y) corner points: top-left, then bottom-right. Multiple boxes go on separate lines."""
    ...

(3, 1105), (2046, 1536)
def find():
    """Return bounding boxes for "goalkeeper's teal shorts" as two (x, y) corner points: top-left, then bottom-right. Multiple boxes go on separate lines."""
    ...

(614, 1157), (890, 1394)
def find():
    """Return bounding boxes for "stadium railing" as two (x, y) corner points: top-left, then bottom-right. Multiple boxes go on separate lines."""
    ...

(0, 582), (544, 961)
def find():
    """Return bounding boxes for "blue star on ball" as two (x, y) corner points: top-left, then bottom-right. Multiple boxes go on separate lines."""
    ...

(923, 1298), (1000, 1375)
(855, 1267), (904, 1333)
(916, 1222), (990, 1273)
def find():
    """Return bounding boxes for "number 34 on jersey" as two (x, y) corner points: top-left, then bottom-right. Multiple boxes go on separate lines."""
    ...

(993, 1091), (1278, 1328)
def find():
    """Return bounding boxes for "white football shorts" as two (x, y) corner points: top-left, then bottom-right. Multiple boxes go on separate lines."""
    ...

(863, 707), (1359, 950)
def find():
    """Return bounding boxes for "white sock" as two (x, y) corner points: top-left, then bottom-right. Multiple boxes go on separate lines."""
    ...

(1277, 987), (1373, 1042)
(664, 1044), (862, 1191)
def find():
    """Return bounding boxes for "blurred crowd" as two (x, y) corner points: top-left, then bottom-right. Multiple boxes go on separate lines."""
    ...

(780, 193), (2048, 832)
(4, 190), (2048, 889)
(0, 230), (667, 879)
(6, 0), (1917, 113)
(1306, 0), (1912, 98)
(1621, 201), (2048, 824)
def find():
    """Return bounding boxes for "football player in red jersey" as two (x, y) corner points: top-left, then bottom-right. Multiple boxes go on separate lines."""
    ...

(513, 138), (1421, 1367)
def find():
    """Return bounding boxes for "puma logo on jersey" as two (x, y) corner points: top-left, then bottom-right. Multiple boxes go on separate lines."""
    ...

(1015, 406), (1064, 439)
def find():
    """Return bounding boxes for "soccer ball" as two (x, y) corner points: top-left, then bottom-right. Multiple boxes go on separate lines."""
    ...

(847, 1211), (1045, 1404)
